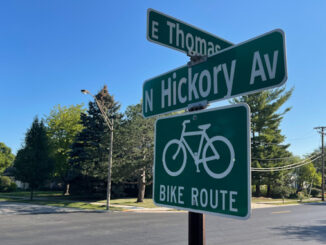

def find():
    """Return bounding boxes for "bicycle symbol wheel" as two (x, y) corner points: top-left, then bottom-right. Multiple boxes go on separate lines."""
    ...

(202, 136), (235, 179)
(162, 139), (187, 177)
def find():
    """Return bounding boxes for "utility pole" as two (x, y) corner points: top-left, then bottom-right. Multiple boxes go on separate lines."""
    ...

(314, 126), (326, 201)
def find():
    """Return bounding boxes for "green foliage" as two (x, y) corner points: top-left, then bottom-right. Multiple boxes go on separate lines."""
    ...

(0, 176), (17, 192)
(69, 86), (120, 196)
(310, 188), (321, 197)
(308, 147), (326, 176)
(270, 173), (294, 199)
(46, 104), (85, 191)
(113, 102), (156, 201)
(0, 142), (15, 174)
(113, 103), (155, 180)
(297, 191), (306, 202)
(13, 117), (55, 199)
(296, 161), (321, 192)
(231, 87), (293, 196)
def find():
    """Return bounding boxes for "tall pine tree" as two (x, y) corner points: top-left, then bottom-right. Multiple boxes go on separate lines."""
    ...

(69, 85), (120, 196)
(232, 87), (293, 196)
(13, 118), (55, 200)
(113, 103), (156, 202)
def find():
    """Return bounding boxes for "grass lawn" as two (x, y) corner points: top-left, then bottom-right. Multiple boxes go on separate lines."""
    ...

(0, 191), (322, 211)
(110, 198), (156, 208)
(0, 191), (157, 210)
(252, 196), (322, 205)
(0, 191), (123, 211)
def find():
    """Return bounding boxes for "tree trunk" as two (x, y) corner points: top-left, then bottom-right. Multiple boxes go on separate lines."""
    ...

(267, 184), (271, 197)
(64, 183), (70, 196)
(137, 169), (146, 202)
(30, 188), (34, 201)
(255, 184), (261, 197)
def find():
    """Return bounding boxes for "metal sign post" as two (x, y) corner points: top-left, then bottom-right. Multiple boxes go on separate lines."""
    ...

(187, 99), (208, 245)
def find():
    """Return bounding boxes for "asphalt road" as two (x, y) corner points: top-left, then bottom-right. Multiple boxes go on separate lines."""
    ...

(0, 202), (325, 245)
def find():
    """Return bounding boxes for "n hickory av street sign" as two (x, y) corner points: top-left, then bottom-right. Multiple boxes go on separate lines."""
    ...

(143, 29), (287, 118)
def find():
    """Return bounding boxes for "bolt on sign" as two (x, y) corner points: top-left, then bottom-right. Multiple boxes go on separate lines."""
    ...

(143, 29), (287, 118)
(153, 104), (251, 219)
(147, 8), (233, 56)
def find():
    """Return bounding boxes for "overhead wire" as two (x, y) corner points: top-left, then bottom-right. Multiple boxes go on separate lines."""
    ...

(251, 154), (322, 172)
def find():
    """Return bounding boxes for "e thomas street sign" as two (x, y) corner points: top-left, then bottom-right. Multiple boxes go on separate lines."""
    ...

(147, 8), (233, 56)
(143, 29), (287, 118)
(153, 104), (251, 219)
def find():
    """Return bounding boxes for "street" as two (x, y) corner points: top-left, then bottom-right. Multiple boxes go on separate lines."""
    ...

(0, 202), (325, 245)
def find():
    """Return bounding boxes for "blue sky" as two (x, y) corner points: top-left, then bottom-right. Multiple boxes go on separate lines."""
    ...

(0, 0), (325, 157)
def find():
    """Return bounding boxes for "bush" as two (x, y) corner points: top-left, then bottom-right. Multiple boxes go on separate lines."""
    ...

(297, 191), (308, 202)
(270, 184), (294, 199)
(310, 188), (321, 197)
(0, 176), (17, 192)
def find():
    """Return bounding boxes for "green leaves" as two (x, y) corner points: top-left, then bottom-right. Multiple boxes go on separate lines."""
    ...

(46, 104), (85, 181)
(0, 142), (14, 174)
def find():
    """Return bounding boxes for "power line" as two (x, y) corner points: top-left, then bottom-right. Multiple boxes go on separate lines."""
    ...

(251, 154), (322, 172)
(252, 156), (296, 161)
(253, 154), (319, 166)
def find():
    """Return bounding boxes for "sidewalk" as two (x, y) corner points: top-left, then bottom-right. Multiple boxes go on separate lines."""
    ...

(110, 198), (322, 213)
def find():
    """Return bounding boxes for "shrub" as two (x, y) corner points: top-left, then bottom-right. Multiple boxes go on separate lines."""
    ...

(297, 191), (306, 202)
(310, 188), (321, 197)
(0, 176), (17, 192)
(271, 184), (294, 199)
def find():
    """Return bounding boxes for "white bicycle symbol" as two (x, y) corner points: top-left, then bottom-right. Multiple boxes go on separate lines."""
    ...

(162, 120), (235, 179)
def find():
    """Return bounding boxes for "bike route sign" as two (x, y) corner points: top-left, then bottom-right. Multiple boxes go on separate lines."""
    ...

(143, 29), (287, 118)
(153, 104), (251, 219)
(147, 8), (233, 56)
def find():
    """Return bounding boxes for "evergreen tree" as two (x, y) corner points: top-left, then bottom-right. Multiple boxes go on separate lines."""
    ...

(231, 87), (293, 196)
(13, 118), (54, 200)
(69, 85), (120, 196)
(113, 103), (156, 202)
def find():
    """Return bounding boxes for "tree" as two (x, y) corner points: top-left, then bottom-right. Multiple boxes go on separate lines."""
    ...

(69, 85), (120, 196)
(307, 147), (326, 195)
(46, 104), (85, 195)
(113, 103), (156, 202)
(13, 118), (55, 200)
(231, 87), (293, 196)
(0, 142), (14, 174)
(296, 161), (321, 193)
(271, 171), (294, 203)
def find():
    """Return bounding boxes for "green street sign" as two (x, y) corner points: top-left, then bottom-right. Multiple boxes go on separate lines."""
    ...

(153, 104), (251, 219)
(143, 29), (287, 118)
(147, 8), (233, 56)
